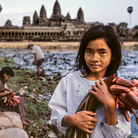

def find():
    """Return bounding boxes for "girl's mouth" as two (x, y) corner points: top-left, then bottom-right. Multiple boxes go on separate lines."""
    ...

(90, 64), (100, 67)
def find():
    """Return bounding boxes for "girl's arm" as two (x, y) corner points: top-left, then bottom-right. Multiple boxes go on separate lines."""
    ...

(0, 91), (13, 97)
(49, 77), (98, 134)
(61, 110), (98, 134)
(89, 78), (117, 125)
(0, 81), (13, 97)
(33, 53), (37, 63)
(89, 79), (131, 137)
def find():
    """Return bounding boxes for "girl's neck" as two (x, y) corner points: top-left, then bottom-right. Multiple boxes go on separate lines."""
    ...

(82, 72), (105, 81)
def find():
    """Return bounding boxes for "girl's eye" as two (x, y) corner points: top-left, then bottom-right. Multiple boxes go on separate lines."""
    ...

(99, 51), (106, 55)
(86, 50), (92, 54)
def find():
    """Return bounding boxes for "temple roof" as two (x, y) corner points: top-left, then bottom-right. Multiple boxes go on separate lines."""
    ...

(50, 0), (65, 21)
(40, 5), (47, 18)
(53, 0), (61, 15)
(5, 20), (12, 27)
(77, 8), (83, 19)
(66, 12), (71, 20)
(77, 7), (84, 23)
(33, 11), (38, 21)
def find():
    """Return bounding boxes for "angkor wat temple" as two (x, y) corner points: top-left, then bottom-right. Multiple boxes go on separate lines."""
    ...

(0, 0), (103, 41)
(0, 0), (138, 41)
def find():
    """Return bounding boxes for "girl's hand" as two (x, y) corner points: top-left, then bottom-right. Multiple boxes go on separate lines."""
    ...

(8, 89), (13, 92)
(89, 79), (115, 107)
(70, 110), (98, 133)
(5, 88), (13, 93)
(0, 91), (13, 100)
(2, 91), (13, 96)
(5, 88), (14, 93)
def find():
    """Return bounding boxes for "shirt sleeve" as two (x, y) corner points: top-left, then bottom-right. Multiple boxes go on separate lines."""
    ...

(48, 77), (68, 134)
(102, 111), (131, 138)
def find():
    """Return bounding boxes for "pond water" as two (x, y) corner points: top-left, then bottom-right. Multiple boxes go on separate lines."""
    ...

(1, 46), (138, 80)
(0, 46), (138, 136)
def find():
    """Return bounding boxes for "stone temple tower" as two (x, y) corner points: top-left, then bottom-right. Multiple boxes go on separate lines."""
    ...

(50, 0), (65, 26)
(53, 0), (61, 15)
(23, 16), (31, 26)
(77, 8), (84, 24)
(39, 5), (48, 25)
(33, 11), (38, 25)
(66, 12), (71, 20)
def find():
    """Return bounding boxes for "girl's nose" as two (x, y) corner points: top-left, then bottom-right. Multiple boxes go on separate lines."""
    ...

(91, 53), (99, 62)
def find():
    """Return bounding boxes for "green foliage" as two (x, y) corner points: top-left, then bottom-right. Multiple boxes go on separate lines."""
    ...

(0, 57), (60, 137)
(0, 58), (12, 67)
(26, 117), (49, 137)
(26, 98), (51, 118)
(25, 98), (51, 137)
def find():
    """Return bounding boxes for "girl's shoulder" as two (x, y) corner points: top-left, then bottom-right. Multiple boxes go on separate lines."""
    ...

(63, 70), (82, 79)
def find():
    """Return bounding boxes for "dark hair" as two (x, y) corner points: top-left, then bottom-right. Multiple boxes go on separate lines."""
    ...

(0, 66), (14, 80)
(27, 43), (33, 49)
(74, 24), (122, 77)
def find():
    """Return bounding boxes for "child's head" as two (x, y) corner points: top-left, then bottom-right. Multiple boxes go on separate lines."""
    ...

(74, 24), (122, 77)
(0, 66), (14, 81)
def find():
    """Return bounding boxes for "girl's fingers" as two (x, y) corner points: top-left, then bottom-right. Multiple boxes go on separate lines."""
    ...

(85, 129), (93, 134)
(99, 79), (106, 85)
(90, 117), (98, 123)
(92, 85), (99, 91)
(84, 110), (96, 116)
(87, 124), (95, 129)
(87, 121), (97, 126)
(89, 89), (96, 95)
(95, 81), (101, 88)
(85, 124), (96, 133)
(95, 79), (105, 88)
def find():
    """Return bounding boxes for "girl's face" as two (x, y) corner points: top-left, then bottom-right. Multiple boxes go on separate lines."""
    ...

(4, 73), (11, 82)
(84, 38), (112, 78)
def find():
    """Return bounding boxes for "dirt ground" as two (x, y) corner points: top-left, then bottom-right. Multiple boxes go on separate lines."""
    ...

(0, 41), (138, 49)
(0, 41), (80, 49)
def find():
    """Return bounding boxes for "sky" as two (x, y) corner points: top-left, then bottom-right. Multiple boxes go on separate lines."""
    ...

(0, 0), (138, 28)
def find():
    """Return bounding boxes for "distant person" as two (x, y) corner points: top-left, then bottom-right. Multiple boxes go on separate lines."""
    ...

(27, 44), (45, 78)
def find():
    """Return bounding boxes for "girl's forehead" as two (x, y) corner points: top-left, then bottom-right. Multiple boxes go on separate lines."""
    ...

(86, 39), (110, 50)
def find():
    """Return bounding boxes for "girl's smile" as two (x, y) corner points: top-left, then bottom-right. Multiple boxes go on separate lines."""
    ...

(84, 38), (112, 79)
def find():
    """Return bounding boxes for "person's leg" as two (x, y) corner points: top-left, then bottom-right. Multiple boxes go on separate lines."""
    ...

(36, 59), (45, 77)
(40, 66), (45, 72)
(37, 66), (41, 77)
(40, 66), (45, 76)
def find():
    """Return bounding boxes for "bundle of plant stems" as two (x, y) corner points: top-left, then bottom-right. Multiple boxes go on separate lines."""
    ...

(64, 74), (138, 138)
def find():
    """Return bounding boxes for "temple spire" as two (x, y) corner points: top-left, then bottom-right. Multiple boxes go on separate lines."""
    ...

(77, 7), (84, 23)
(66, 12), (71, 20)
(53, 0), (61, 15)
(40, 5), (47, 18)
(33, 11), (38, 25)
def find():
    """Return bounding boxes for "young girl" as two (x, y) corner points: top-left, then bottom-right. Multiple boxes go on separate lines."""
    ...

(48, 25), (131, 137)
(0, 66), (31, 128)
